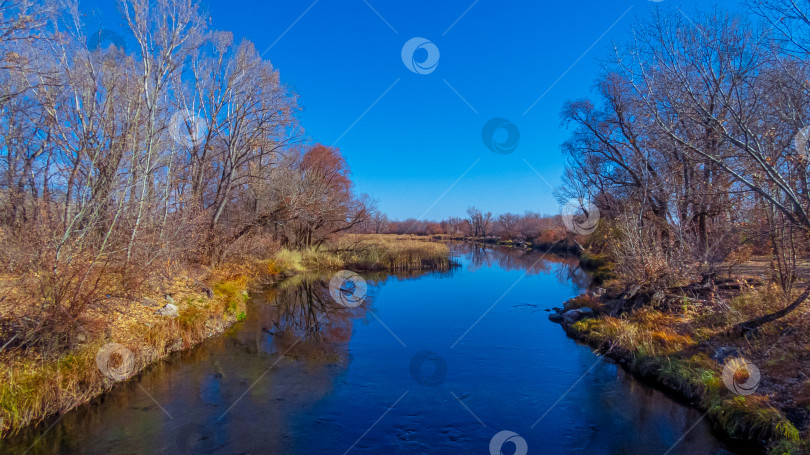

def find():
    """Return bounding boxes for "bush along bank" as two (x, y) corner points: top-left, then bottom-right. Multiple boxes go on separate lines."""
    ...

(0, 265), (253, 438)
(474, 237), (582, 255)
(548, 285), (807, 455)
(0, 238), (455, 438)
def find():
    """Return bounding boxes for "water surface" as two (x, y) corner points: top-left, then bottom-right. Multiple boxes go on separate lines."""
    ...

(3, 244), (748, 454)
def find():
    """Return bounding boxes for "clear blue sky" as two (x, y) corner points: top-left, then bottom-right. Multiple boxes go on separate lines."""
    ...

(86, 0), (742, 220)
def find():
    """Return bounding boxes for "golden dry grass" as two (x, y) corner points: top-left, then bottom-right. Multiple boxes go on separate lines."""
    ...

(330, 234), (452, 271)
(260, 234), (453, 274)
(0, 263), (250, 437)
(569, 285), (810, 454)
(0, 234), (449, 437)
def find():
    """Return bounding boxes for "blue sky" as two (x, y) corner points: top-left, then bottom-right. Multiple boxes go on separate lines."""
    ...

(86, 0), (741, 220)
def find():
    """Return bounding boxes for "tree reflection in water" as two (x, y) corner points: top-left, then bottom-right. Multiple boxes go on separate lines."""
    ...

(452, 243), (591, 290)
(237, 267), (449, 366)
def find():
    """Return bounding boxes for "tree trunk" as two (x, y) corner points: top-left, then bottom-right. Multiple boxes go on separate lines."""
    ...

(733, 283), (810, 336)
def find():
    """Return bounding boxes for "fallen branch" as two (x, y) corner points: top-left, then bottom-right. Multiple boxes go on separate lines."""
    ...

(733, 282), (810, 336)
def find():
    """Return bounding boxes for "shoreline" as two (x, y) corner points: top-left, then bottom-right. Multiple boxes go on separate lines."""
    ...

(551, 287), (807, 455)
(434, 234), (584, 256)
(8, 238), (797, 453)
(0, 268), (251, 439)
(0, 236), (453, 439)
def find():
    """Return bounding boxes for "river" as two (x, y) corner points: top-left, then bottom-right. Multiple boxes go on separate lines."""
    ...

(3, 244), (750, 454)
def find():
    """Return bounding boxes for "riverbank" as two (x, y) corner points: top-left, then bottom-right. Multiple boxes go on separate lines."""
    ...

(444, 235), (613, 283)
(270, 234), (454, 273)
(429, 234), (582, 255)
(0, 264), (250, 438)
(0, 235), (452, 438)
(552, 282), (810, 454)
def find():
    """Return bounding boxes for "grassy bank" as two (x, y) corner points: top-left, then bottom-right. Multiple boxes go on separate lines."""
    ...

(269, 234), (454, 274)
(561, 285), (810, 454)
(0, 265), (251, 438)
(0, 235), (452, 438)
(429, 234), (582, 256)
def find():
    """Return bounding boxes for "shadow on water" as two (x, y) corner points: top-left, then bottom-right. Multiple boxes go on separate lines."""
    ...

(1, 244), (754, 454)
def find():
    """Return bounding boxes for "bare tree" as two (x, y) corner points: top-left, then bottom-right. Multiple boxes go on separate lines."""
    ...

(559, 5), (810, 333)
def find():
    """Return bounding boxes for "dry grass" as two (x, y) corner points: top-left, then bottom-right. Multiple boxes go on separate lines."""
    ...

(260, 234), (453, 275)
(0, 234), (451, 436)
(575, 309), (695, 357)
(329, 234), (452, 271)
(564, 294), (604, 312)
(569, 285), (810, 454)
(0, 263), (251, 437)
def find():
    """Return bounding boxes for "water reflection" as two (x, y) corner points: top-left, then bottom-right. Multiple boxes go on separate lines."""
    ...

(456, 242), (591, 289)
(1, 245), (747, 455)
(240, 275), (360, 362)
(237, 268), (445, 364)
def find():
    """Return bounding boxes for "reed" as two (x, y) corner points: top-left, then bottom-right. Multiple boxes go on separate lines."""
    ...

(264, 234), (453, 274)
(326, 234), (452, 271)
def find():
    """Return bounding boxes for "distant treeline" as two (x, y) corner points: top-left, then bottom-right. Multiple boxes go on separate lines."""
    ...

(356, 207), (567, 244)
